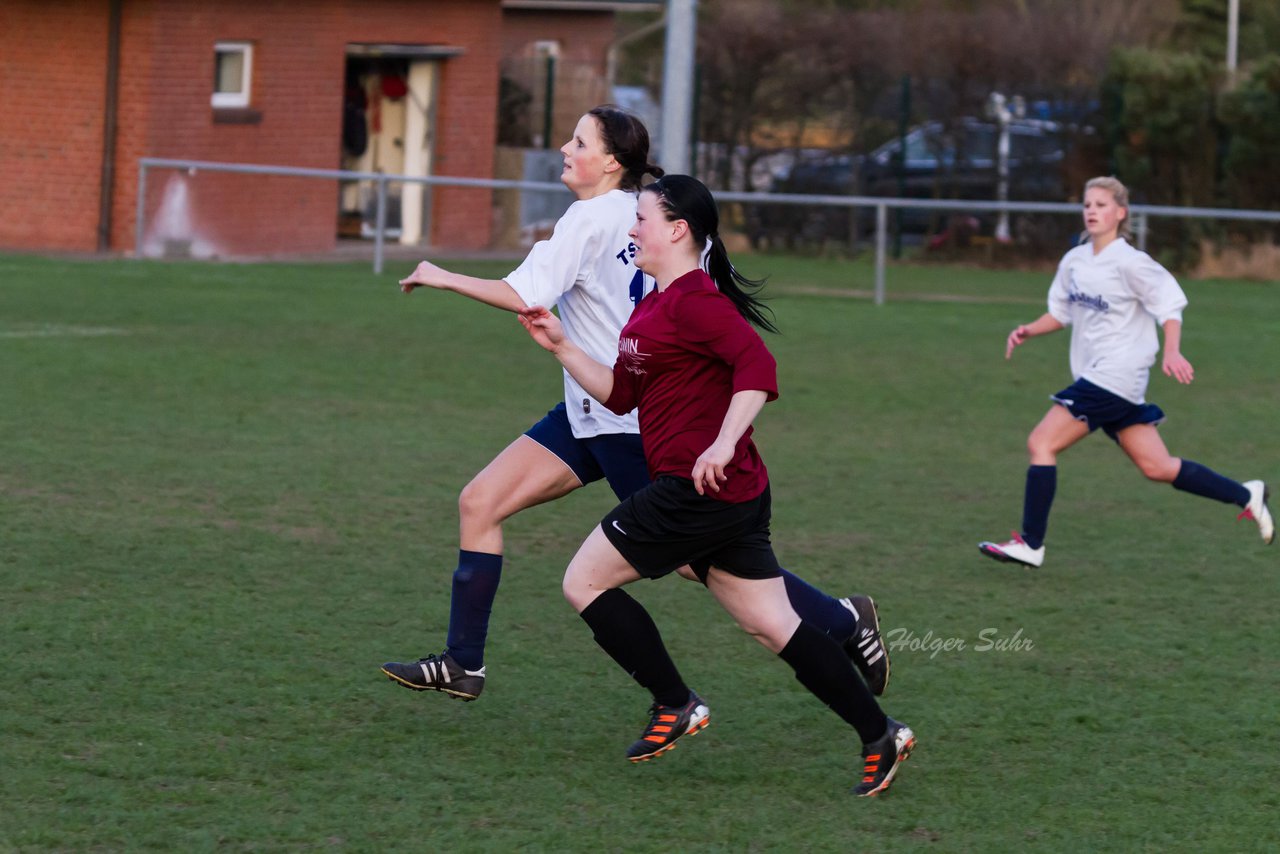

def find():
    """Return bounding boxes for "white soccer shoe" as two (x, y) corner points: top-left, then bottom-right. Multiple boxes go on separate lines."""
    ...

(978, 531), (1045, 568)
(1239, 481), (1274, 545)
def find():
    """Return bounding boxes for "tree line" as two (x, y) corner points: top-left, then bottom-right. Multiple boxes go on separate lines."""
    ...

(619, 0), (1280, 260)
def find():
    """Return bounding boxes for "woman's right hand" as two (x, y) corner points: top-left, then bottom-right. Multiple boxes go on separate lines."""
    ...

(399, 260), (448, 294)
(1006, 324), (1030, 359)
(518, 306), (565, 352)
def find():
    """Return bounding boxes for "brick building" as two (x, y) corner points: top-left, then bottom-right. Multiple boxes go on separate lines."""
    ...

(0, 0), (658, 258)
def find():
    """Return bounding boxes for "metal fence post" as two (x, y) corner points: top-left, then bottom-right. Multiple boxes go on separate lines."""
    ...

(1135, 210), (1149, 252)
(374, 176), (388, 275)
(874, 203), (887, 306)
(135, 160), (148, 257)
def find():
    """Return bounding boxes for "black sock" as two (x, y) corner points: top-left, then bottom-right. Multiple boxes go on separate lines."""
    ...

(780, 569), (857, 643)
(1020, 465), (1056, 550)
(1172, 459), (1250, 506)
(443, 550), (503, 670)
(778, 621), (888, 744)
(579, 588), (689, 708)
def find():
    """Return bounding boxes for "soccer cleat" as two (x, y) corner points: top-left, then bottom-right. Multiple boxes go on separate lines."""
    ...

(978, 531), (1045, 568)
(1238, 480), (1274, 545)
(380, 652), (485, 701)
(852, 717), (916, 797)
(625, 692), (710, 763)
(840, 595), (891, 696)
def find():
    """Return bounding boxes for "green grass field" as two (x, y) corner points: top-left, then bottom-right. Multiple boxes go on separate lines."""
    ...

(1, 252), (1276, 852)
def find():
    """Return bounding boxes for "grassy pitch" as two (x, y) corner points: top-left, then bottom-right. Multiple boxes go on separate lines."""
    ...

(1, 252), (1276, 851)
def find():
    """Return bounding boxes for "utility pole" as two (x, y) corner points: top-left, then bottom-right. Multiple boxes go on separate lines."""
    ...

(660, 0), (697, 174)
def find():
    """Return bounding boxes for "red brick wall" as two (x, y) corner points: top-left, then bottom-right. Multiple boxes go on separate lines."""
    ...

(1, 0), (503, 256)
(0, 3), (109, 252)
(502, 10), (612, 71)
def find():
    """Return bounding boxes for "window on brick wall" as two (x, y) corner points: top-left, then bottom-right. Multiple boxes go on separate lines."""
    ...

(212, 42), (253, 108)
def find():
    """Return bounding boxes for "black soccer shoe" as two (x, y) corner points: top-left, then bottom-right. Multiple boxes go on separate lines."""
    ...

(842, 595), (891, 696)
(853, 717), (916, 797)
(380, 652), (485, 701)
(626, 691), (710, 763)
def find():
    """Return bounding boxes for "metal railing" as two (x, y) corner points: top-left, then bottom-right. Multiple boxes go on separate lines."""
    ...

(137, 157), (577, 275)
(137, 158), (1280, 304)
(717, 190), (1280, 302)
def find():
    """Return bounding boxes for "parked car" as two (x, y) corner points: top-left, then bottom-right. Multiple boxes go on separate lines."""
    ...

(746, 117), (1068, 249)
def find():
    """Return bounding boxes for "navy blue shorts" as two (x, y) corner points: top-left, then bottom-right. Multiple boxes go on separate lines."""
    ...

(524, 403), (651, 501)
(1050, 378), (1165, 442)
(601, 476), (782, 581)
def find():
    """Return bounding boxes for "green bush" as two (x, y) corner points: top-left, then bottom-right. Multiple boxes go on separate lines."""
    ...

(1218, 55), (1280, 212)
(1101, 47), (1221, 269)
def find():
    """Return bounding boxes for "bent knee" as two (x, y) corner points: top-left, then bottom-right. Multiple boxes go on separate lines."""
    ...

(562, 571), (595, 612)
(1138, 459), (1179, 482)
(733, 615), (796, 653)
(458, 477), (500, 524)
(1026, 433), (1057, 460)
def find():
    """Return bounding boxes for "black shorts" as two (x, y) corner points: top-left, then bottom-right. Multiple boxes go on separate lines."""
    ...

(600, 475), (782, 581)
(1050, 378), (1165, 442)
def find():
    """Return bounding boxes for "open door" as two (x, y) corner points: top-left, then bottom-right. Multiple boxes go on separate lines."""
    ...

(340, 44), (454, 245)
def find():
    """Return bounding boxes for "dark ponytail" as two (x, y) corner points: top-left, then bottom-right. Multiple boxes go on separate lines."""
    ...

(588, 104), (664, 191)
(644, 174), (778, 333)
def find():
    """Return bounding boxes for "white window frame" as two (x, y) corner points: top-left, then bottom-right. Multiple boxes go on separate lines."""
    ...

(212, 41), (253, 109)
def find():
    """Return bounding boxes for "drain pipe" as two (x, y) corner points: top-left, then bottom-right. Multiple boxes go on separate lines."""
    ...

(97, 0), (123, 252)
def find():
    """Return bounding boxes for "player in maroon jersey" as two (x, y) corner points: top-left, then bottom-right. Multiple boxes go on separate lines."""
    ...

(519, 174), (914, 797)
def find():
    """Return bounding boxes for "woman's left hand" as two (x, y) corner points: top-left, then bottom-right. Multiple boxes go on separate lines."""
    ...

(1163, 351), (1194, 384)
(692, 441), (734, 495)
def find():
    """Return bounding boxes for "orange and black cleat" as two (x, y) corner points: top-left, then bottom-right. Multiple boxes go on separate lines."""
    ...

(626, 691), (710, 763)
(853, 718), (916, 797)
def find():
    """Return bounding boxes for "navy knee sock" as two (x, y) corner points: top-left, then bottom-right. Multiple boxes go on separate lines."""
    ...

(579, 588), (689, 708)
(444, 550), (503, 671)
(779, 621), (887, 744)
(780, 569), (858, 643)
(1172, 459), (1250, 506)
(1021, 465), (1057, 550)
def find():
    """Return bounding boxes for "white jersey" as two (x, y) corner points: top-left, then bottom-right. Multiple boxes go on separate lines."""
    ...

(504, 189), (650, 437)
(1047, 238), (1187, 404)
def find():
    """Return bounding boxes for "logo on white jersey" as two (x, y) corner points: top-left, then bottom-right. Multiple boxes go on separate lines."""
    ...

(614, 242), (638, 265)
(1067, 289), (1110, 313)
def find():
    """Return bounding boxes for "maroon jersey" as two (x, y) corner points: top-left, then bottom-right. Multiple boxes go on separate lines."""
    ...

(603, 269), (778, 503)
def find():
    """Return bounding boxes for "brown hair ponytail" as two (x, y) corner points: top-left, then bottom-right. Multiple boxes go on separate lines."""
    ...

(588, 105), (662, 191)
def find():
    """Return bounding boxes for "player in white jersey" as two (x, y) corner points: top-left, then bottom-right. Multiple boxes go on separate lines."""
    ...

(980, 176), (1273, 568)
(380, 106), (889, 701)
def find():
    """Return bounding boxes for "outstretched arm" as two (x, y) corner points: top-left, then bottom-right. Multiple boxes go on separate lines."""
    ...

(691, 390), (768, 496)
(1006, 312), (1065, 359)
(1160, 318), (1194, 384)
(399, 260), (526, 313)
(518, 307), (615, 402)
